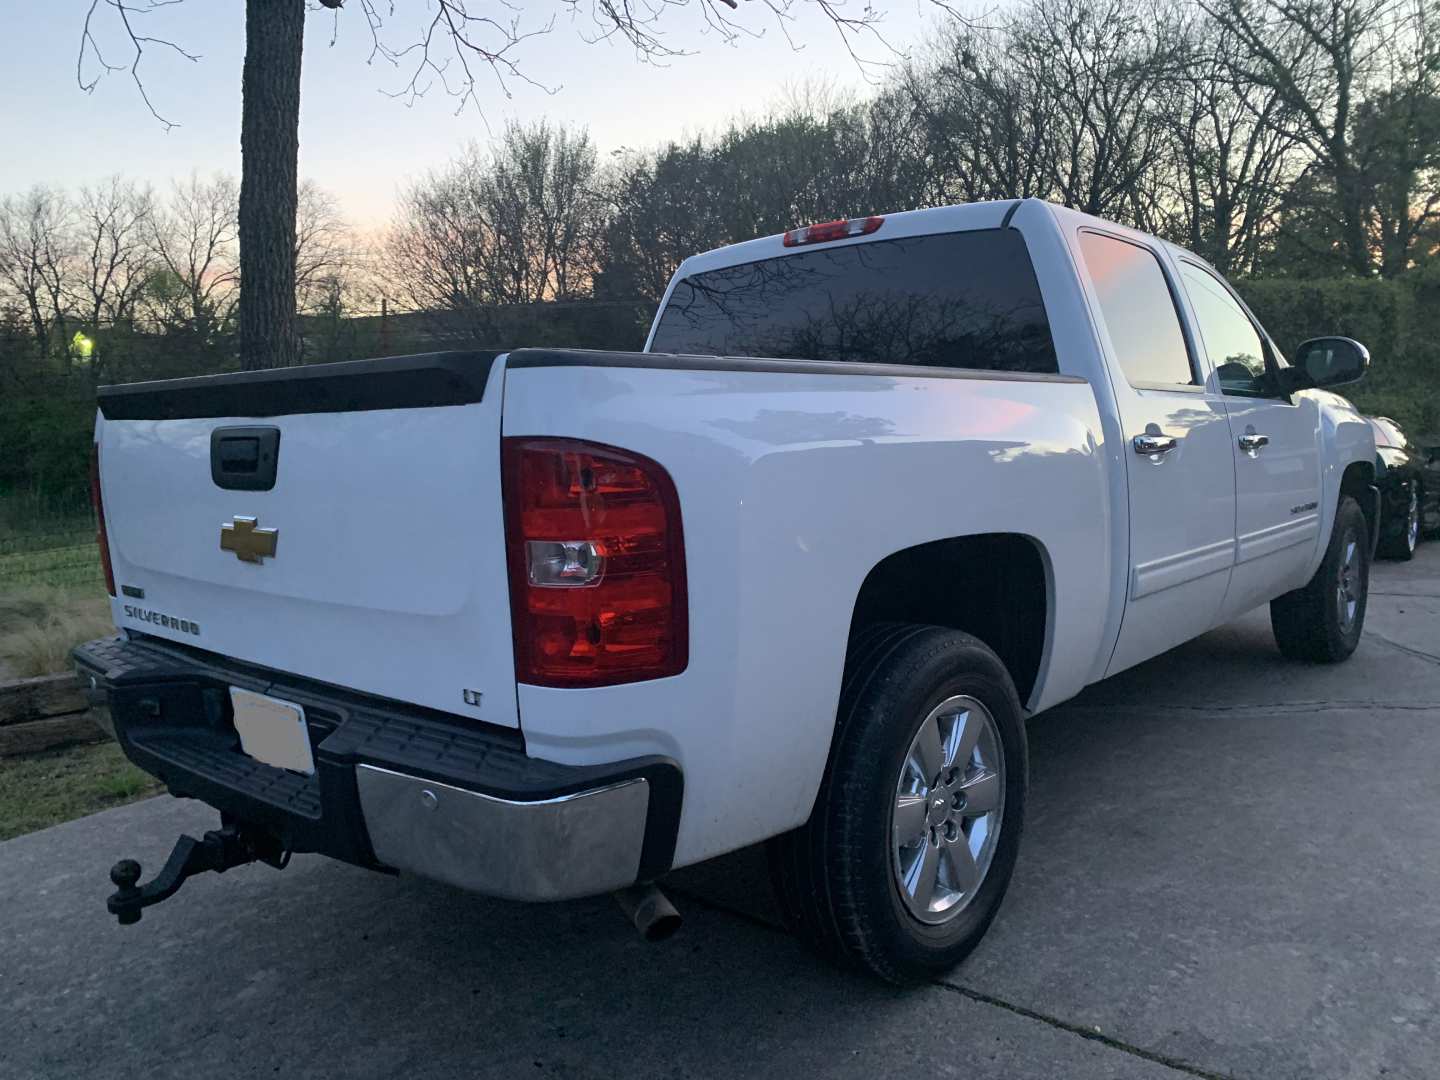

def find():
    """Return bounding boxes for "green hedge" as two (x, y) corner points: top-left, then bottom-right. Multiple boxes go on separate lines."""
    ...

(1237, 277), (1439, 438)
(0, 389), (96, 506)
(3, 282), (1436, 510)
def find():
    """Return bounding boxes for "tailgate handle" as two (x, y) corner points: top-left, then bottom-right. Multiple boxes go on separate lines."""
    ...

(210, 427), (281, 491)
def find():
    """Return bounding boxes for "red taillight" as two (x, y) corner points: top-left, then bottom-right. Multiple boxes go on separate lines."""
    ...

(782, 215), (884, 247)
(502, 438), (687, 688)
(90, 443), (116, 597)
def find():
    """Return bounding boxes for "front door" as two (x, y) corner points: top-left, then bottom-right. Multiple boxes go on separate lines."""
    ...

(1175, 260), (1323, 621)
(1075, 230), (1238, 677)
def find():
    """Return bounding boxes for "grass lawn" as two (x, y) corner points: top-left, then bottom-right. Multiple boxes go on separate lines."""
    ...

(0, 497), (154, 841)
(0, 740), (163, 841)
(0, 495), (112, 680)
(0, 541), (105, 591)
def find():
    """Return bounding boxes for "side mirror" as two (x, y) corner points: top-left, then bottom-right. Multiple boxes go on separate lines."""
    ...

(1291, 336), (1369, 390)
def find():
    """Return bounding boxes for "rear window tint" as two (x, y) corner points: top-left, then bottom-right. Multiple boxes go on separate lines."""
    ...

(1078, 231), (1195, 388)
(649, 229), (1058, 375)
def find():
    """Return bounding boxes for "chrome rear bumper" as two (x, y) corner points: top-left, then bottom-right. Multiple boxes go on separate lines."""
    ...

(73, 634), (683, 905)
(355, 765), (651, 901)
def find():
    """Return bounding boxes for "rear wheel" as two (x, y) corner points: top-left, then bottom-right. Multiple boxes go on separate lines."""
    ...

(767, 625), (1027, 984)
(1271, 496), (1369, 662)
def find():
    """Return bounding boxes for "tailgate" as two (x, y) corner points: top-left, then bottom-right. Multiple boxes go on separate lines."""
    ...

(95, 351), (519, 728)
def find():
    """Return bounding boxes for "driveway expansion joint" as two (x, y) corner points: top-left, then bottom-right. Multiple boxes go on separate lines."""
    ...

(1368, 632), (1440, 667)
(1062, 700), (1440, 716)
(935, 982), (1239, 1080)
(669, 884), (1232, 1080)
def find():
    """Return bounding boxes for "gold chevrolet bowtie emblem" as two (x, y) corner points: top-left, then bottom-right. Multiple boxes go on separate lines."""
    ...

(220, 516), (278, 563)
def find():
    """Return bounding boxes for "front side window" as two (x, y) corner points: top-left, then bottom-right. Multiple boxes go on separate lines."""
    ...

(1177, 262), (1271, 397)
(1077, 231), (1195, 389)
(649, 229), (1059, 375)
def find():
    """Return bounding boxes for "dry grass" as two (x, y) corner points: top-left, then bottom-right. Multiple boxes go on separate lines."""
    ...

(0, 585), (115, 679)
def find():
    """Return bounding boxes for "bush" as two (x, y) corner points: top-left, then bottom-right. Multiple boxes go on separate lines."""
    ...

(1238, 276), (1440, 437)
(0, 389), (95, 506)
(1236, 278), (1411, 358)
(2, 275), (1436, 519)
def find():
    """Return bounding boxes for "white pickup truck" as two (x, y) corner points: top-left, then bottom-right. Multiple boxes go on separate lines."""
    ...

(77, 199), (1376, 983)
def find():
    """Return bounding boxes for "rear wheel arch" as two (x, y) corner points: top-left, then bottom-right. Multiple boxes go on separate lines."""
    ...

(845, 533), (1051, 708)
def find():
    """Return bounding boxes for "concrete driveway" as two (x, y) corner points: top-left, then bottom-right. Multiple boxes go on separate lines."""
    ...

(5, 545), (1438, 1080)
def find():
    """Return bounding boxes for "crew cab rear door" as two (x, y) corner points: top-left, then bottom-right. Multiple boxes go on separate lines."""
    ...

(1073, 228), (1238, 677)
(1173, 260), (1323, 619)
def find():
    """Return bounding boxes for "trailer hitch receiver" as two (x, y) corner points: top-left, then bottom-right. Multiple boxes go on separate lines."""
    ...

(106, 822), (288, 925)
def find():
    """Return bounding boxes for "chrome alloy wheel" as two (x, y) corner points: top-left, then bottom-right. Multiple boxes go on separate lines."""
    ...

(1337, 531), (1362, 630)
(891, 695), (1005, 925)
(1406, 488), (1420, 553)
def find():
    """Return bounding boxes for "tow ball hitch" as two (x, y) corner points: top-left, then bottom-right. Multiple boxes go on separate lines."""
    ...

(106, 822), (288, 925)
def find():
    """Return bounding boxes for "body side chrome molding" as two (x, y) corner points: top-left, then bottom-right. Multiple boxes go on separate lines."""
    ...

(1236, 514), (1321, 565)
(1131, 537), (1234, 599)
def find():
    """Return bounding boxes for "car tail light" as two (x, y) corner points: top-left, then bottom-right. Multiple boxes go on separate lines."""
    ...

(502, 438), (687, 687)
(90, 443), (116, 597)
(782, 215), (884, 247)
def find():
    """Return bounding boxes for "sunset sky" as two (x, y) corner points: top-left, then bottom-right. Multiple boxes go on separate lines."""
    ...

(4, 2), (950, 229)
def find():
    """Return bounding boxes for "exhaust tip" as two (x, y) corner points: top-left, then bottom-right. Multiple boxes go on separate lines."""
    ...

(614, 883), (682, 942)
(640, 908), (682, 943)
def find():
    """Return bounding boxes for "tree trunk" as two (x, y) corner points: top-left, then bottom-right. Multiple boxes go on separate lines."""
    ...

(1333, 160), (1373, 277)
(24, 298), (48, 360)
(238, 0), (304, 370)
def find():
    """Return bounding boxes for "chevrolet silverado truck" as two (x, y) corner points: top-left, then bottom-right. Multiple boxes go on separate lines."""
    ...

(76, 199), (1377, 983)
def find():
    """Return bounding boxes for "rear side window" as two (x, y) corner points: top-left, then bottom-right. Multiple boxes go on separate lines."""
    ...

(1078, 232), (1195, 389)
(649, 229), (1058, 374)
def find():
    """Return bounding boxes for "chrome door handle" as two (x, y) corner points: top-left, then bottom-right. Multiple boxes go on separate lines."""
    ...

(1238, 433), (1270, 454)
(1133, 433), (1178, 457)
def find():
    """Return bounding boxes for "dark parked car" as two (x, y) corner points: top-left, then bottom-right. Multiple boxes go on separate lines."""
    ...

(1368, 416), (1439, 560)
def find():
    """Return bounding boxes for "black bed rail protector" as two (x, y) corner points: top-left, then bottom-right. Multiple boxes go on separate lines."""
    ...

(506, 347), (1088, 384)
(97, 350), (501, 420)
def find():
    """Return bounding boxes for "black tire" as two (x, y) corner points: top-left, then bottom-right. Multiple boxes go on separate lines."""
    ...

(1270, 496), (1370, 662)
(766, 624), (1027, 984)
(1376, 483), (1420, 561)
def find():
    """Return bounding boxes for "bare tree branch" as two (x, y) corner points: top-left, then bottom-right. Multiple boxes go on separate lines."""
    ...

(77, 0), (201, 131)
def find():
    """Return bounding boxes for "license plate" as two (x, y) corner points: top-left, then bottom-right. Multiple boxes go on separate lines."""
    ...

(230, 687), (315, 775)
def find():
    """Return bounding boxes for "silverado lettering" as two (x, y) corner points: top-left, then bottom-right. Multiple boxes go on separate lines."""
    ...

(121, 605), (201, 636)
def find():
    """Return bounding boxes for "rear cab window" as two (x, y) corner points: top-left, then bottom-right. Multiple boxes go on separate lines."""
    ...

(649, 229), (1059, 375)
